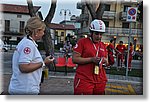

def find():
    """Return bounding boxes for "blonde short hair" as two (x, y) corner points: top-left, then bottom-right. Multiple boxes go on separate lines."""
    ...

(25, 16), (46, 35)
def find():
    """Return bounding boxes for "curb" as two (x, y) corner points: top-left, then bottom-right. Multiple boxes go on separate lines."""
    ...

(3, 73), (143, 84)
(49, 75), (142, 84)
(108, 79), (142, 84)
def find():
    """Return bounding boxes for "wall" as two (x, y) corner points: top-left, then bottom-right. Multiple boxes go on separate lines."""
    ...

(3, 13), (30, 32)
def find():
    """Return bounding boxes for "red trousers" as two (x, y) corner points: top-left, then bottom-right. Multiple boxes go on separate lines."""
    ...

(74, 78), (106, 95)
(108, 54), (115, 66)
(117, 54), (124, 67)
(128, 57), (132, 68)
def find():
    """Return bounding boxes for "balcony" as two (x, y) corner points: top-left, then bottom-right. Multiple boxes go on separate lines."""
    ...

(105, 27), (143, 36)
(2, 27), (24, 37)
(119, 12), (127, 21)
(102, 11), (116, 20)
(78, 27), (143, 36)
(121, 0), (138, 4)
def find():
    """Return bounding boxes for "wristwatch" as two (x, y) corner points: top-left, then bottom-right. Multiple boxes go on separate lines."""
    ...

(42, 62), (46, 68)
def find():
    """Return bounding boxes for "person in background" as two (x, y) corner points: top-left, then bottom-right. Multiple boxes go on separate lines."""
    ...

(116, 41), (126, 69)
(63, 40), (72, 58)
(8, 16), (54, 95)
(72, 19), (108, 95)
(124, 42), (134, 71)
(107, 39), (120, 68)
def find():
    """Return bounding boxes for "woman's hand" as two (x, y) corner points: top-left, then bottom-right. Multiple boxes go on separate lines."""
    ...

(91, 57), (101, 65)
(44, 56), (55, 65)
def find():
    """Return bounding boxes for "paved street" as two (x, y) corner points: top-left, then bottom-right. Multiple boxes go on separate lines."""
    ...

(2, 73), (143, 95)
(1, 50), (143, 95)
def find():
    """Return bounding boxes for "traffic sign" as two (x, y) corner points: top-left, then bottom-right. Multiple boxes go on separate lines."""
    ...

(126, 7), (137, 22)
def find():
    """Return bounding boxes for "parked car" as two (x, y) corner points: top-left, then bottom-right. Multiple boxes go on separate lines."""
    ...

(0, 39), (8, 52)
(133, 51), (143, 60)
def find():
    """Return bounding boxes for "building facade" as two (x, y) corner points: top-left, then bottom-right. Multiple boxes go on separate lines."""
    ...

(48, 23), (75, 50)
(0, 4), (41, 45)
(77, 0), (143, 51)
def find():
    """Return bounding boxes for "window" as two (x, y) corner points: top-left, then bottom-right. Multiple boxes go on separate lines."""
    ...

(122, 22), (129, 28)
(17, 14), (22, 18)
(104, 4), (110, 11)
(61, 32), (64, 36)
(5, 20), (10, 32)
(19, 21), (25, 33)
(55, 31), (58, 35)
(123, 5), (130, 12)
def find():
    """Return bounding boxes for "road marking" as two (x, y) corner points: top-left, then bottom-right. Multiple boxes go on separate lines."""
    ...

(105, 84), (136, 95)
(127, 84), (136, 95)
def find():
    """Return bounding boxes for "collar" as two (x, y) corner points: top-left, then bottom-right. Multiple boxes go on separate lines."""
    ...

(26, 36), (38, 47)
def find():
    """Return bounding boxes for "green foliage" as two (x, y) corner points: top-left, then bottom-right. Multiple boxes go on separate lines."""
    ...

(105, 67), (143, 77)
(138, 1), (143, 22)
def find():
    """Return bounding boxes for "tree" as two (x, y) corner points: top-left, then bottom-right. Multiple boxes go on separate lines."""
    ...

(137, 1), (143, 22)
(84, 0), (105, 20)
(27, 0), (57, 56)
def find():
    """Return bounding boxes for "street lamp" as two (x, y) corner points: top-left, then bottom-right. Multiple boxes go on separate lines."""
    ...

(59, 9), (71, 23)
(59, 9), (71, 42)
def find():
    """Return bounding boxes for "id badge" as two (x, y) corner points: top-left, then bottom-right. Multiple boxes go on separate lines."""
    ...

(94, 65), (99, 75)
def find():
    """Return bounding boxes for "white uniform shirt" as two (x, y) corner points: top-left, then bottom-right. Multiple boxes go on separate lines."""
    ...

(8, 36), (43, 95)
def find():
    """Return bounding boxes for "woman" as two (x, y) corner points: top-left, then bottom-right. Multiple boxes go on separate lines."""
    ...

(73, 19), (108, 95)
(8, 16), (54, 95)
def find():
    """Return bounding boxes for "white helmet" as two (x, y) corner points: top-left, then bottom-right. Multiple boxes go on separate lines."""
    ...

(89, 19), (106, 33)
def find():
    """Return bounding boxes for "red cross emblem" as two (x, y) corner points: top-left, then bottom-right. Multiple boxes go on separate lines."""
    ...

(24, 47), (31, 54)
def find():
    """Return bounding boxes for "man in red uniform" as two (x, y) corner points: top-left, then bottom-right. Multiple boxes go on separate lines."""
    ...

(116, 41), (126, 69)
(124, 42), (134, 71)
(107, 39), (120, 68)
(72, 19), (108, 95)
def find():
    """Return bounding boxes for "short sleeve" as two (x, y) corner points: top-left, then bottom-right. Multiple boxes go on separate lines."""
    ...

(73, 38), (84, 55)
(18, 43), (34, 64)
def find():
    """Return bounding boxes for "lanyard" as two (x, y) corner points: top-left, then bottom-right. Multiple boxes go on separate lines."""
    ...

(93, 43), (99, 57)
(90, 38), (100, 57)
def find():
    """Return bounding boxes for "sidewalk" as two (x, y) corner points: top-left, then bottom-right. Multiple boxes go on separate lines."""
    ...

(1, 71), (143, 95)
(42, 71), (143, 95)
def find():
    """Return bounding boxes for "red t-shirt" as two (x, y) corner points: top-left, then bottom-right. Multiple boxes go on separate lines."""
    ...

(116, 45), (126, 54)
(73, 38), (107, 83)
